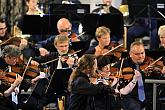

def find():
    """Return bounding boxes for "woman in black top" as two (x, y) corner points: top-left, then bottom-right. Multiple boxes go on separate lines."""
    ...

(68, 54), (115, 110)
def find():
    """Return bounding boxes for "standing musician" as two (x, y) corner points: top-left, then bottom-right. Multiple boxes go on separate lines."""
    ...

(36, 18), (80, 57)
(0, 45), (23, 110)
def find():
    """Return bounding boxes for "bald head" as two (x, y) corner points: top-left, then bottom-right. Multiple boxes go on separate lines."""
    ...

(57, 18), (72, 34)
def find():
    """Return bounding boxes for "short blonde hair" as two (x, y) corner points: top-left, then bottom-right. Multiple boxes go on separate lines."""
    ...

(158, 25), (165, 37)
(95, 26), (111, 38)
(54, 35), (69, 46)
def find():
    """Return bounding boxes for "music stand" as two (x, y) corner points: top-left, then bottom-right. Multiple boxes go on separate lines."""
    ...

(22, 14), (67, 35)
(128, 0), (165, 19)
(45, 68), (72, 95)
(70, 41), (90, 57)
(49, 4), (90, 21)
(82, 13), (124, 38)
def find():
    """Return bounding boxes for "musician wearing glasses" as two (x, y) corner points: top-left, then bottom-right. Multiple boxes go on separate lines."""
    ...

(113, 41), (160, 110)
(36, 18), (80, 57)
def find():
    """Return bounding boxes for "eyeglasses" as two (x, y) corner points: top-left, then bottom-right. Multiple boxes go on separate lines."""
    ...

(131, 51), (145, 56)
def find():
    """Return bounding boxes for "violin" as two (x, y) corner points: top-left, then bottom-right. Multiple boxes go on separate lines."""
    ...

(95, 42), (127, 59)
(103, 43), (127, 58)
(0, 37), (22, 47)
(41, 50), (81, 65)
(68, 32), (80, 42)
(0, 69), (17, 83)
(140, 56), (164, 78)
(11, 58), (40, 79)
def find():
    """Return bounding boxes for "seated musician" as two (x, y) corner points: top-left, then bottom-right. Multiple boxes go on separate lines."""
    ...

(0, 17), (28, 56)
(93, 55), (141, 110)
(67, 54), (115, 110)
(36, 18), (80, 56)
(86, 26), (119, 62)
(0, 45), (23, 110)
(113, 41), (157, 110)
(22, 35), (77, 110)
(158, 25), (165, 75)
(35, 35), (76, 72)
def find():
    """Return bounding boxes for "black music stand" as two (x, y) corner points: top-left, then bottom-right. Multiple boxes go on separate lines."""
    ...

(46, 68), (72, 95)
(70, 41), (90, 57)
(22, 14), (67, 35)
(82, 13), (124, 39)
(49, 4), (90, 21)
(128, 0), (165, 19)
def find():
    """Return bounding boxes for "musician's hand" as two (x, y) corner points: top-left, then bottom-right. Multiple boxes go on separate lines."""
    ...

(31, 60), (39, 66)
(161, 66), (165, 74)
(13, 75), (23, 87)
(19, 38), (28, 50)
(90, 77), (97, 84)
(39, 48), (49, 56)
(133, 69), (141, 81)
(0, 92), (3, 96)
(66, 56), (75, 68)
(102, 79), (109, 85)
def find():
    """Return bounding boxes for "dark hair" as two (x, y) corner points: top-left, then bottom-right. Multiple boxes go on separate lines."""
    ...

(97, 55), (111, 70)
(0, 16), (6, 23)
(2, 45), (21, 58)
(68, 54), (96, 91)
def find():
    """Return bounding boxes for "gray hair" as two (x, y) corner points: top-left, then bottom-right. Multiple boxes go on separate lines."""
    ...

(2, 45), (21, 58)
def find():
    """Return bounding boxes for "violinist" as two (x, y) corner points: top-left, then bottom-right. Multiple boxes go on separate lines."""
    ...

(68, 54), (115, 110)
(94, 55), (141, 110)
(0, 44), (23, 110)
(36, 18), (80, 57)
(113, 41), (156, 110)
(22, 35), (77, 110)
(86, 26), (119, 61)
(0, 74), (23, 110)
(0, 16), (34, 62)
(35, 35), (76, 71)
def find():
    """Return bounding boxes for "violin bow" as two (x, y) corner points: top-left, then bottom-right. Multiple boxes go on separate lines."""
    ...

(0, 37), (15, 46)
(77, 31), (86, 38)
(117, 58), (124, 78)
(41, 49), (82, 65)
(143, 56), (163, 71)
(21, 57), (32, 78)
(103, 43), (123, 56)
